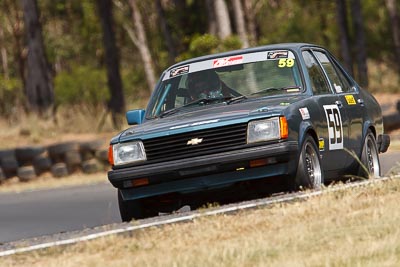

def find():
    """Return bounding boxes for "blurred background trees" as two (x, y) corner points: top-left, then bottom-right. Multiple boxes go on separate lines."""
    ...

(0, 0), (399, 129)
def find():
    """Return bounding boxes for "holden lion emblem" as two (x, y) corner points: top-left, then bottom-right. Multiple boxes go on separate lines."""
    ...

(187, 138), (203, 145)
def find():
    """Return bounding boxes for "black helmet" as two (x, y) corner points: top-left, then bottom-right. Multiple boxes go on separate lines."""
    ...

(187, 70), (221, 97)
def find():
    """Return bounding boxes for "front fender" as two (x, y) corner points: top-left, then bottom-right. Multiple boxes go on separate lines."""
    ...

(298, 120), (317, 149)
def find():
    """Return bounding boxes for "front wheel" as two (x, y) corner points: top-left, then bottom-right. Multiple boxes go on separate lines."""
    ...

(359, 131), (381, 178)
(118, 190), (144, 222)
(292, 135), (324, 190)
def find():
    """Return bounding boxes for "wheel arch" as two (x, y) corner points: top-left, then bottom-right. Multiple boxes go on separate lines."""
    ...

(298, 121), (319, 149)
(363, 120), (377, 140)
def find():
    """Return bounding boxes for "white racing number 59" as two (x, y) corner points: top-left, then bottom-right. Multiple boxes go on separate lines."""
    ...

(323, 104), (343, 150)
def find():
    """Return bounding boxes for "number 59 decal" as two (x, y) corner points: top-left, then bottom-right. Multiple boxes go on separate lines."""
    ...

(278, 58), (295, 68)
(323, 105), (343, 150)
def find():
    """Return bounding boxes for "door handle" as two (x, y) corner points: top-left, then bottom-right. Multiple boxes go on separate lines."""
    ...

(357, 98), (364, 105)
(335, 100), (343, 108)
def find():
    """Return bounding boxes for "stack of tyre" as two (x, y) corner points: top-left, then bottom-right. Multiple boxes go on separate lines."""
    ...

(0, 140), (109, 183)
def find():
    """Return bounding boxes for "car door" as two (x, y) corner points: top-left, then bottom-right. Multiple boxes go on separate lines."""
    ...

(302, 50), (350, 172)
(312, 50), (364, 167)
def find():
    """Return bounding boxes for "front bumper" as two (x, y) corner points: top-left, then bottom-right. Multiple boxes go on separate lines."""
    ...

(108, 141), (298, 201)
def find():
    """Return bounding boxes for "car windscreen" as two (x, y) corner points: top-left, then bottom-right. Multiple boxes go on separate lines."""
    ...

(147, 50), (303, 119)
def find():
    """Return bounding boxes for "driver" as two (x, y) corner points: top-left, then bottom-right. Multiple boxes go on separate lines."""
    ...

(186, 70), (224, 101)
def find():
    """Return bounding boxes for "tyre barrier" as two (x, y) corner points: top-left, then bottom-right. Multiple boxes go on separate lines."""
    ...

(0, 140), (109, 184)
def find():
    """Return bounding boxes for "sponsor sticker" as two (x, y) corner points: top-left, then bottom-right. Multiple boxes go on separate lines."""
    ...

(345, 95), (356, 105)
(318, 138), (325, 151)
(170, 65), (189, 77)
(299, 107), (310, 120)
(213, 56), (243, 68)
(267, 50), (289, 59)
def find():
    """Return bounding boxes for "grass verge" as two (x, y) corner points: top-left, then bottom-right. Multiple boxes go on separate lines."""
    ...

(3, 178), (400, 266)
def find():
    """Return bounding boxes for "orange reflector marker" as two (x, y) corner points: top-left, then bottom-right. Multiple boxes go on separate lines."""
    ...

(108, 145), (114, 166)
(133, 178), (149, 187)
(280, 117), (288, 139)
(250, 159), (268, 168)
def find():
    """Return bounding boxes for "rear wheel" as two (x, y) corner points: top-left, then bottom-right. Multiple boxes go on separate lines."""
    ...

(293, 135), (323, 190)
(118, 190), (144, 222)
(359, 131), (380, 178)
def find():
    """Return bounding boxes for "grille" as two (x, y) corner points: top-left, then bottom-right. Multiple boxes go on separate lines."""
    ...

(143, 123), (248, 162)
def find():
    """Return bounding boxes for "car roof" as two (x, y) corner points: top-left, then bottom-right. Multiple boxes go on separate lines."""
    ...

(165, 43), (324, 72)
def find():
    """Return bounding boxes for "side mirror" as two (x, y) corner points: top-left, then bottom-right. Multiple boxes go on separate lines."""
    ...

(126, 109), (145, 125)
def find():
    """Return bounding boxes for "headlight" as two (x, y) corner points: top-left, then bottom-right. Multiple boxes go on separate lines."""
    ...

(247, 117), (288, 143)
(112, 141), (146, 166)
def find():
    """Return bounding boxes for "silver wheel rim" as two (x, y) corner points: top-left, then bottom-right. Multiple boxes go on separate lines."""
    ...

(365, 136), (380, 178)
(304, 142), (322, 188)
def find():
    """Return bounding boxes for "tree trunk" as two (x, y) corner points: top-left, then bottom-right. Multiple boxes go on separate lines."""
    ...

(98, 0), (125, 129)
(335, 0), (353, 75)
(5, 0), (26, 88)
(128, 0), (157, 92)
(205, 0), (218, 36)
(231, 0), (249, 48)
(0, 27), (9, 80)
(243, 0), (257, 45)
(155, 0), (177, 65)
(350, 0), (368, 88)
(214, 0), (232, 39)
(20, 0), (54, 115)
(385, 0), (400, 74)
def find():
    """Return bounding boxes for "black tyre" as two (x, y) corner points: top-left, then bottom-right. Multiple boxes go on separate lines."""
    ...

(33, 155), (52, 174)
(80, 140), (105, 153)
(0, 157), (19, 172)
(81, 159), (100, 174)
(359, 130), (381, 178)
(118, 189), (144, 222)
(293, 135), (324, 190)
(15, 146), (46, 165)
(0, 155), (19, 178)
(95, 149), (109, 162)
(51, 162), (69, 178)
(17, 166), (37, 182)
(48, 142), (80, 161)
(0, 167), (5, 182)
(0, 149), (15, 160)
(0, 149), (17, 172)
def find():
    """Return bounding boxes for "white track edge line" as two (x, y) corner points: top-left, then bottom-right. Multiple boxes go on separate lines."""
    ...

(1, 174), (398, 257)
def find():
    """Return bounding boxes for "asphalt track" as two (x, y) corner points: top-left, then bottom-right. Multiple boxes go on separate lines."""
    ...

(0, 151), (399, 244)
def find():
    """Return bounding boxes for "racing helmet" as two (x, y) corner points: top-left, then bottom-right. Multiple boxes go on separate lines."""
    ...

(187, 70), (222, 99)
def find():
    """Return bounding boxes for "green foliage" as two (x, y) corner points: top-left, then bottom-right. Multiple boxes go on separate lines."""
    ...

(54, 65), (109, 107)
(178, 34), (243, 61)
(188, 34), (220, 57)
(121, 68), (149, 105)
(0, 77), (23, 117)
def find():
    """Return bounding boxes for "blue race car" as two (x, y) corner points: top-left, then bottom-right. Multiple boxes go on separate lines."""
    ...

(108, 43), (390, 221)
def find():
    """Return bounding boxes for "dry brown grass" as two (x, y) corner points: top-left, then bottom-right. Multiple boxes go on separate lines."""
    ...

(3, 178), (400, 266)
(0, 105), (122, 149)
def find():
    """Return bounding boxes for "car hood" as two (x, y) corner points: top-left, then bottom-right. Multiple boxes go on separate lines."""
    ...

(113, 95), (307, 143)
